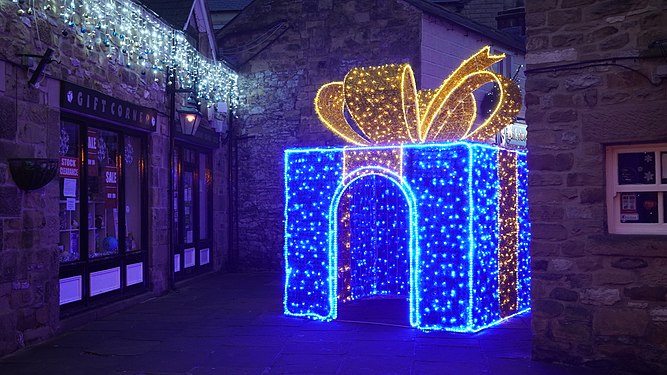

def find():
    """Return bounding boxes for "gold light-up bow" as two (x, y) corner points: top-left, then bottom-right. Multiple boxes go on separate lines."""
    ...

(315, 46), (521, 145)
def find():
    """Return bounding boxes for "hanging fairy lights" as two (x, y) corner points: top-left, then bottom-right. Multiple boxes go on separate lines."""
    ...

(11, 0), (238, 105)
(284, 46), (530, 332)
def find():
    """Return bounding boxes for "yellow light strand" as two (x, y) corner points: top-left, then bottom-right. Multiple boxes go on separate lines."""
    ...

(314, 46), (521, 146)
(498, 150), (519, 317)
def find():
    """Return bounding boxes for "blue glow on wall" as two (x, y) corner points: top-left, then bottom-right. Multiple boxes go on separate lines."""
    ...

(283, 142), (530, 332)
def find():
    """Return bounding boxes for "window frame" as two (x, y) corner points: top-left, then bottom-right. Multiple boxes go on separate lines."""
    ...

(606, 143), (667, 235)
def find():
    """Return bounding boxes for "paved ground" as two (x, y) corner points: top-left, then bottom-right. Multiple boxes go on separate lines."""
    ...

(0, 272), (623, 375)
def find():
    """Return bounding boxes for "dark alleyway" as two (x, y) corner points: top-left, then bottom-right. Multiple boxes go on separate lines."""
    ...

(0, 273), (624, 374)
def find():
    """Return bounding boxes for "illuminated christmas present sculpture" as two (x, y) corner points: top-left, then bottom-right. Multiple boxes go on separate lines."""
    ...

(283, 47), (530, 332)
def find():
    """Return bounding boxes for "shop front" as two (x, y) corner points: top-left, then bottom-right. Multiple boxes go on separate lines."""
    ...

(57, 82), (154, 315)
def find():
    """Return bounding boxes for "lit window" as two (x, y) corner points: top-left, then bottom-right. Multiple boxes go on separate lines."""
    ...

(606, 144), (667, 234)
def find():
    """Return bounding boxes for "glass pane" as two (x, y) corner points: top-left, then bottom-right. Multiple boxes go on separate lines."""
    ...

(618, 152), (656, 185)
(199, 153), (209, 240)
(88, 129), (120, 258)
(619, 192), (658, 223)
(662, 152), (667, 184)
(58, 122), (81, 263)
(124, 135), (142, 252)
(183, 170), (194, 244)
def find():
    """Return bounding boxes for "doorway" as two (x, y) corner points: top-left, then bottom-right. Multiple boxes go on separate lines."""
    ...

(334, 173), (412, 326)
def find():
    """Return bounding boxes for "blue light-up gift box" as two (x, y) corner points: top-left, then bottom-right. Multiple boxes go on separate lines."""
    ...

(283, 142), (530, 332)
(284, 47), (530, 332)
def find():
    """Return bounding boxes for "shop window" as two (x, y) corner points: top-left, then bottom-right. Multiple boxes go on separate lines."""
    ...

(58, 120), (147, 306)
(173, 144), (212, 278)
(606, 144), (667, 234)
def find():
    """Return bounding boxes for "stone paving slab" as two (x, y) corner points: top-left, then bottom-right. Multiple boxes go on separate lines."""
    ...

(0, 272), (629, 375)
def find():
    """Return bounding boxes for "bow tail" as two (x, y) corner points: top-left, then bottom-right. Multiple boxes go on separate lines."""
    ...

(314, 82), (370, 146)
(463, 75), (521, 142)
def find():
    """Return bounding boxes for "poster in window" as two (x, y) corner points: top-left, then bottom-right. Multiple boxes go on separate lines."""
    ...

(620, 193), (638, 222)
(87, 130), (99, 176)
(618, 152), (656, 185)
(104, 166), (118, 208)
(620, 192), (658, 223)
(59, 157), (79, 178)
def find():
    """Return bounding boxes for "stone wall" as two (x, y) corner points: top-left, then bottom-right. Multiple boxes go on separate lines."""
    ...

(525, 0), (667, 372)
(220, 0), (422, 270)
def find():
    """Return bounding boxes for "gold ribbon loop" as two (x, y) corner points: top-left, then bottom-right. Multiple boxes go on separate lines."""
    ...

(314, 46), (521, 146)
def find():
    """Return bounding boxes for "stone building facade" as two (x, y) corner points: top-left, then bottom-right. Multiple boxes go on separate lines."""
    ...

(217, 0), (525, 270)
(525, 0), (667, 372)
(0, 1), (230, 357)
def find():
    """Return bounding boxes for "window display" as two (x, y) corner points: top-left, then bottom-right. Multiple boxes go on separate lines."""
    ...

(607, 145), (667, 234)
(58, 120), (146, 302)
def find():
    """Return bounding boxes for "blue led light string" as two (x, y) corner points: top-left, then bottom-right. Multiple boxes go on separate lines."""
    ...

(516, 152), (531, 310)
(284, 143), (530, 331)
(406, 144), (471, 330)
(283, 150), (342, 319)
(470, 146), (501, 329)
(327, 166), (419, 322)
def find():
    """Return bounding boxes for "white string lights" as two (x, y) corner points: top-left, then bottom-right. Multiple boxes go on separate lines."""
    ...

(11, 0), (238, 105)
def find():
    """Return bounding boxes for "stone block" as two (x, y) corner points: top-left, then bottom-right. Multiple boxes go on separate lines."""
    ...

(551, 259), (574, 272)
(0, 97), (17, 140)
(599, 32), (630, 51)
(532, 223), (569, 240)
(550, 287), (579, 301)
(528, 173), (563, 186)
(624, 286), (667, 302)
(565, 74), (602, 91)
(581, 288), (621, 305)
(566, 273), (593, 288)
(547, 109), (577, 123)
(551, 34), (584, 48)
(547, 9), (581, 27)
(579, 188), (605, 203)
(575, 257), (602, 272)
(566, 173), (601, 187)
(525, 78), (559, 93)
(553, 319), (591, 341)
(0, 186), (21, 216)
(533, 299), (565, 318)
(563, 304), (593, 321)
(526, 49), (578, 65)
(525, 0), (558, 12)
(594, 270), (635, 285)
(530, 204), (564, 222)
(528, 153), (574, 171)
(526, 36), (548, 51)
(649, 307), (667, 322)
(23, 325), (50, 345)
(561, 0), (598, 8)
(560, 240), (587, 257)
(612, 258), (648, 269)
(593, 309), (648, 336)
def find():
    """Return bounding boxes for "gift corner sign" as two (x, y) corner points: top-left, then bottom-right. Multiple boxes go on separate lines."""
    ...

(61, 81), (158, 131)
(283, 46), (530, 332)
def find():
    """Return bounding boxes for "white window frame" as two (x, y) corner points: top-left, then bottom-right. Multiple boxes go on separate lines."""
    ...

(606, 143), (667, 235)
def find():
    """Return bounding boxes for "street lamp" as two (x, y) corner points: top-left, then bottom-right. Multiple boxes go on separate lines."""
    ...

(177, 97), (202, 136)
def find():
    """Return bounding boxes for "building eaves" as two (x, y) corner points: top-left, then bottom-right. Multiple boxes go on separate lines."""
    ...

(139, 0), (193, 30)
(209, 0), (253, 12)
(404, 0), (525, 52)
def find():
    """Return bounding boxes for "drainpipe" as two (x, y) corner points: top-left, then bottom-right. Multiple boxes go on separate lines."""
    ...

(227, 105), (237, 272)
(167, 67), (176, 291)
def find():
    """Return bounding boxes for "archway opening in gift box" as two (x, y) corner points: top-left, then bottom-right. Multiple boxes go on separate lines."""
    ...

(331, 169), (417, 326)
